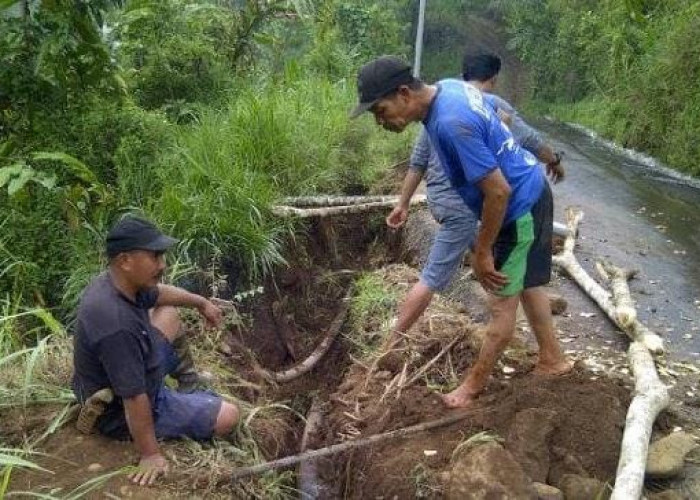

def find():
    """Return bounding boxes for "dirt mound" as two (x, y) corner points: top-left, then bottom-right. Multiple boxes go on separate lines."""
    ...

(317, 265), (630, 499)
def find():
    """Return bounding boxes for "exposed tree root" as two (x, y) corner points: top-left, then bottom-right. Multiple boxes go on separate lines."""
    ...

(266, 287), (353, 382)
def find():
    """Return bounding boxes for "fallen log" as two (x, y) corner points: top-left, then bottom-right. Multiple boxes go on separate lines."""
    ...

(596, 261), (638, 329)
(610, 341), (670, 500)
(552, 207), (664, 354)
(230, 407), (485, 481)
(271, 195), (427, 218)
(266, 287), (353, 382)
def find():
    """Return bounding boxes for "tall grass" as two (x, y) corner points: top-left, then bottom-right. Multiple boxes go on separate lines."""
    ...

(156, 70), (412, 279)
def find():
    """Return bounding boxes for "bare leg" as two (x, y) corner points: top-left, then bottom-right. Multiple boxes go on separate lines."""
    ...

(520, 287), (573, 375)
(442, 294), (520, 408)
(382, 280), (434, 349)
(149, 305), (181, 342)
(214, 401), (239, 437)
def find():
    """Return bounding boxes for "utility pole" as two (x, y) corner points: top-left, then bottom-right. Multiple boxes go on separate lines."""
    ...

(413, 0), (426, 78)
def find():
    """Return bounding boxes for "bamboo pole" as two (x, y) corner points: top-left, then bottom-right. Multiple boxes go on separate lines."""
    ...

(271, 195), (427, 218)
(230, 407), (482, 481)
(281, 195), (406, 207)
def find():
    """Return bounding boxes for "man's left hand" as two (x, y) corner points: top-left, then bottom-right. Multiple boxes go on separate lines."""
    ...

(198, 300), (223, 328)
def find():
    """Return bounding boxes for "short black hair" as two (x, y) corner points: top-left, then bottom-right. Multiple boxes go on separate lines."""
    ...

(462, 53), (502, 82)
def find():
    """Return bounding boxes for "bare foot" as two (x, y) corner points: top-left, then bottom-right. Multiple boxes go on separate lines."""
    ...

(533, 358), (574, 377)
(441, 384), (479, 409)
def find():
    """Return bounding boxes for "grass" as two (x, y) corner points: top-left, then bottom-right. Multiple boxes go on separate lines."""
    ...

(410, 462), (442, 498)
(347, 272), (399, 357)
(451, 431), (504, 461)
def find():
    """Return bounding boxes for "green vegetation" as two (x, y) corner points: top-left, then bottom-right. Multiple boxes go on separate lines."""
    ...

(0, 0), (414, 493)
(499, 0), (700, 176)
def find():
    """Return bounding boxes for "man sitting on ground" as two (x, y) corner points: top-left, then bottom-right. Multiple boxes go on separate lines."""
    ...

(72, 215), (239, 486)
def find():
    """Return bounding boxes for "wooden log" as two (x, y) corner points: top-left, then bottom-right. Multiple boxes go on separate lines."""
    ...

(610, 341), (670, 500)
(281, 195), (406, 207)
(266, 288), (352, 382)
(230, 407), (483, 481)
(552, 208), (664, 354)
(596, 261), (638, 329)
(271, 195), (427, 218)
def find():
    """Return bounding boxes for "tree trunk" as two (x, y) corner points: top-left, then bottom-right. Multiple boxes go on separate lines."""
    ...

(610, 342), (670, 500)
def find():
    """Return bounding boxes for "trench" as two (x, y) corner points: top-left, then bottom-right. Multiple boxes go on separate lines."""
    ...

(226, 205), (635, 499)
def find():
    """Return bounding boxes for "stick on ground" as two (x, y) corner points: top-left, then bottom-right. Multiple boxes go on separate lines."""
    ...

(230, 407), (485, 481)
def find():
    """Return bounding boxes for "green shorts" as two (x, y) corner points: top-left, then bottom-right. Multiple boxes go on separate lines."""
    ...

(493, 183), (553, 296)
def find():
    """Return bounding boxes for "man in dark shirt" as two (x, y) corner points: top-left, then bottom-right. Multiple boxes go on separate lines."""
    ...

(72, 216), (239, 486)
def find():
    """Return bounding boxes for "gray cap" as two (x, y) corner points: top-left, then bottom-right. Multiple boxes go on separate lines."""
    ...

(350, 56), (414, 118)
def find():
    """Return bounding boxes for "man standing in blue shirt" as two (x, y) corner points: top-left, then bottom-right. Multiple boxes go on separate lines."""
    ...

(352, 56), (572, 409)
(385, 53), (565, 349)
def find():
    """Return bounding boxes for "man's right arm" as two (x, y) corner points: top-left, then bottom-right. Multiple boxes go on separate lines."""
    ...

(97, 332), (167, 485)
(387, 129), (431, 228)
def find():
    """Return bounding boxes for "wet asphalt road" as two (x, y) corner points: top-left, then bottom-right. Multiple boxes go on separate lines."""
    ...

(536, 119), (700, 360)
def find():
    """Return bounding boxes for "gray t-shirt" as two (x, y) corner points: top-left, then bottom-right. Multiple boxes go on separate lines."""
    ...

(410, 93), (544, 217)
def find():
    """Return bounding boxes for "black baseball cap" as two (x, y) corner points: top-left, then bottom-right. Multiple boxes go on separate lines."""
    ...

(106, 215), (178, 258)
(350, 56), (414, 118)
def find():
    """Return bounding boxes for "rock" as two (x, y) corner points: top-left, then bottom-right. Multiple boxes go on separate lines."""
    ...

(558, 474), (607, 500)
(446, 443), (537, 499)
(532, 482), (563, 500)
(119, 485), (133, 497)
(548, 294), (568, 315)
(86, 462), (102, 472)
(548, 447), (588, 487)
(648, 490), (685, 500)
(506, 408), (558, 483)
(646, 431), (698, 478)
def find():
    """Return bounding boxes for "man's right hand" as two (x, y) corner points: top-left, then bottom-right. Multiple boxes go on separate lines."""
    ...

(129, 453), (168, 486)
(386, 206), (409, 229)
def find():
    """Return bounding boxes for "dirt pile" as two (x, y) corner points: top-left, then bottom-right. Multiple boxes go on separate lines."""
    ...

(316, 265), (630, 499)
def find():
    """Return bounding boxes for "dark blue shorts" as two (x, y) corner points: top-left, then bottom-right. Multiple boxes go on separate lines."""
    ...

(97, 338), (222, 441)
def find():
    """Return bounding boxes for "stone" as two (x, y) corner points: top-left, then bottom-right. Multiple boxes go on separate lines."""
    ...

(532, 482), (563, 500)
(548, 447), (588, 487)
(86, 462), (102, 472)
(558, 474), (607, 500)
(646, 431), (698, 478)
(506, 408), (558, 483)
(446, 443), (537, 499)
(548, 294), (568, 315)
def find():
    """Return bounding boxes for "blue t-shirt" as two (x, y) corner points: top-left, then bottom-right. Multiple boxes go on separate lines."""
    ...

(423, 79), (545, 223)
